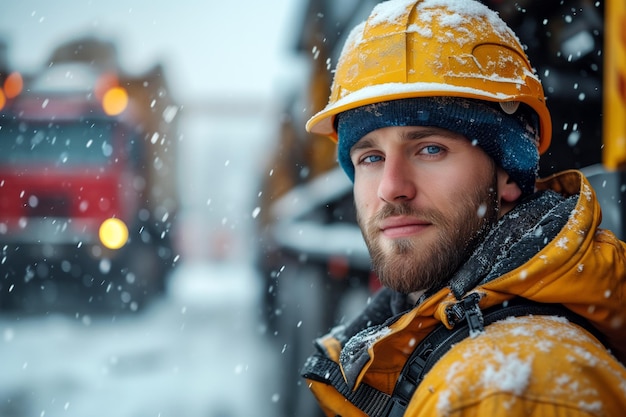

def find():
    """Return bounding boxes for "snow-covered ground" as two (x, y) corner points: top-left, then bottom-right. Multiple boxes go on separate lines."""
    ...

(0, 261), (284, 417)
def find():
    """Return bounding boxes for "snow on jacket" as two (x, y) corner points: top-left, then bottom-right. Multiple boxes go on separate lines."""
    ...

(303, 170), (626, 417)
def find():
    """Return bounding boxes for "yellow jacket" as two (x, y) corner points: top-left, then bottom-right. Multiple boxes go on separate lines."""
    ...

(305, 171), (626, 417)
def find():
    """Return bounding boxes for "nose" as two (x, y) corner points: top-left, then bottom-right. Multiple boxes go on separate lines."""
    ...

(377, 156), (417, 203)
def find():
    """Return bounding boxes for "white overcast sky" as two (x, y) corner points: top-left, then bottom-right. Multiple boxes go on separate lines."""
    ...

(0, 0), (305, 102)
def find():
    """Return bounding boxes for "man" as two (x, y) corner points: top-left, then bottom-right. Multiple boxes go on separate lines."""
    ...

(300, 0), (626, 416)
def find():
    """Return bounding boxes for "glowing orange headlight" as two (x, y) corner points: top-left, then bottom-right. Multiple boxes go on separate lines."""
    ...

(102, 86), (129, 116)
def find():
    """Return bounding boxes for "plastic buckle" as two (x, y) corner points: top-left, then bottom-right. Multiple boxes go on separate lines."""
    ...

(462, 294), (484, 335)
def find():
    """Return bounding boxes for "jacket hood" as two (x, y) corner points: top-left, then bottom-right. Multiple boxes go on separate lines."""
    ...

(490, 170), (626, 360)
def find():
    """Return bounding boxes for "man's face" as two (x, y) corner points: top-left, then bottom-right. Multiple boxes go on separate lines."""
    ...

(350, 125), (507, 294)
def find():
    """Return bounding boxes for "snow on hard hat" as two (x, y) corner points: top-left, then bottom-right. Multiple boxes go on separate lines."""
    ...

(306, 0), (552, 156)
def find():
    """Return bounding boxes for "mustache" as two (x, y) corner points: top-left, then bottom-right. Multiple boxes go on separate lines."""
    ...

(358, 202), (445, 232)
(373, 202), (442, 224)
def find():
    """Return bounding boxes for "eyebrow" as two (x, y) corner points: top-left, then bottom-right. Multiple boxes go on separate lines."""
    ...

(349, 127), (462, 155)
(350, 137), (376, 155)
(401, 128), (457, 141)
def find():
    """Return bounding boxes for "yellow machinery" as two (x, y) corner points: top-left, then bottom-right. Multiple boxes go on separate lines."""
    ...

(604, 0), (626, 170)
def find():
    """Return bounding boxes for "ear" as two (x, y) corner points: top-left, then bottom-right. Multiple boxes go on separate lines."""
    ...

(496, 168), (522, 206)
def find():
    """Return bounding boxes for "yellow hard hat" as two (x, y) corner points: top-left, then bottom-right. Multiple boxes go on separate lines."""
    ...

(306, 0), (552, 154)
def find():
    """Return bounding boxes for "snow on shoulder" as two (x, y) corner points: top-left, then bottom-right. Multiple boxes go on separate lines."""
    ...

(431, 315), (623, 415)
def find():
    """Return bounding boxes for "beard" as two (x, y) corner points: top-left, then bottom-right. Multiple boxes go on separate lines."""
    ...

(358, 172), (500, 294)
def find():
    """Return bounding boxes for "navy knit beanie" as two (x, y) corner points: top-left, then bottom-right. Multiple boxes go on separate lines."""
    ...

(335, 97), (540, 196)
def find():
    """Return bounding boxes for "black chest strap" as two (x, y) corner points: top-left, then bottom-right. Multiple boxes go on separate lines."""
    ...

(301, 297), (605, 417)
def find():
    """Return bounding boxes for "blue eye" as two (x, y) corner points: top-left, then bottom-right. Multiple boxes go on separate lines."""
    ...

(422, 145), (442, 155)
(362, 154), (383, 163)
